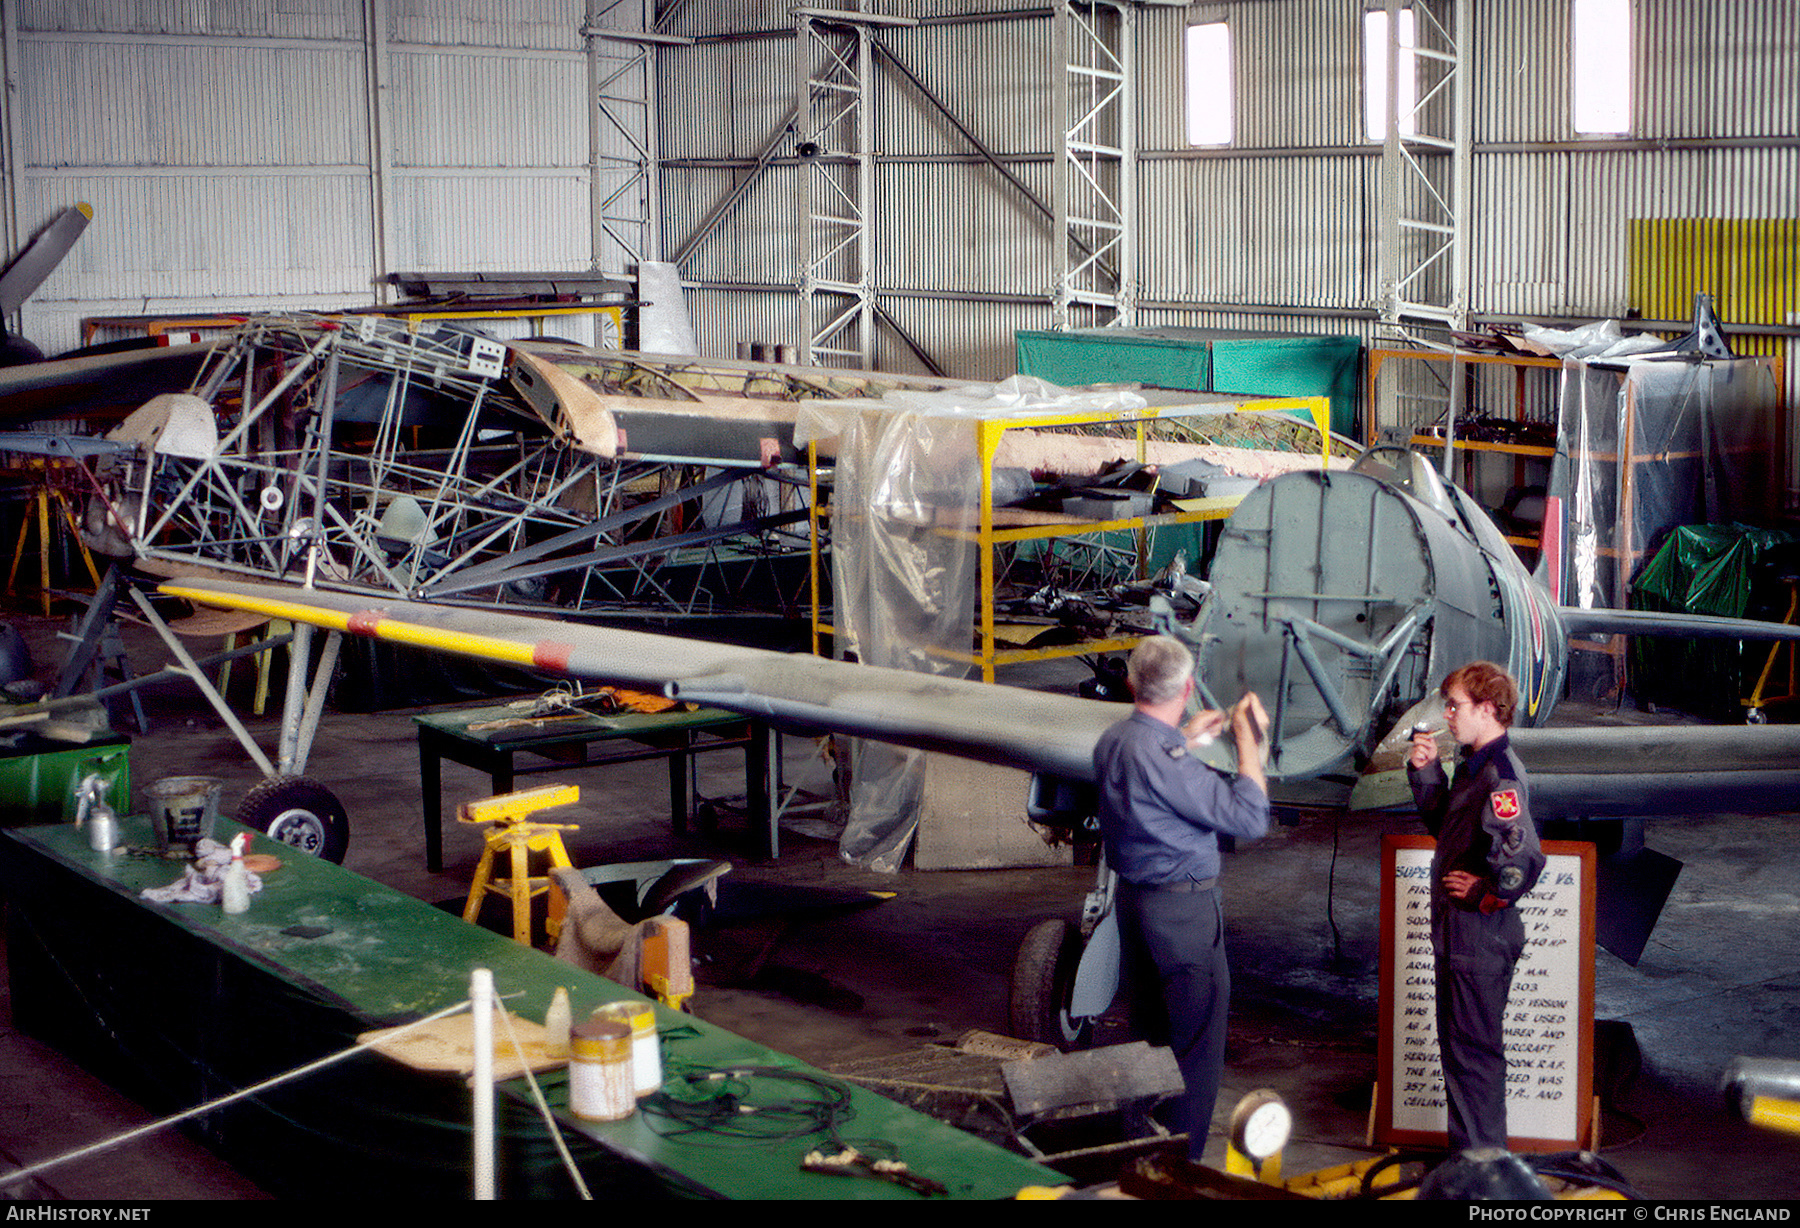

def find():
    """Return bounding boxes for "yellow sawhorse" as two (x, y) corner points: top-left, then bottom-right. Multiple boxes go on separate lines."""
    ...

(460, 783), (581, 946)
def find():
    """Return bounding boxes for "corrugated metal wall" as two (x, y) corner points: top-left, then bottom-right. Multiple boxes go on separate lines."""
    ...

(660, 0), (1799, 393)
(2, 0), (1794, 392)
(3, 0), (591, 355)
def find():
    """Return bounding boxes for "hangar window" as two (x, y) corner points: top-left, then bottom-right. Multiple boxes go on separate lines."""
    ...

(1184, 21), (1234, 146)
(1572, 0), (1632, 134)
(1363, 6), (1418, 141)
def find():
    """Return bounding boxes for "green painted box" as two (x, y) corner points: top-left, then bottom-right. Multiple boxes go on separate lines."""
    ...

(1016, 326), (1362, 438)
(0, 732), (129, 824)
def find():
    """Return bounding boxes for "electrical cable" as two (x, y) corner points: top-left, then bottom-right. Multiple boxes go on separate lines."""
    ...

(1527, 1150), (1647, 1200)
(641, 1063), (858, 1148)
(639, 1062), (946, 1195)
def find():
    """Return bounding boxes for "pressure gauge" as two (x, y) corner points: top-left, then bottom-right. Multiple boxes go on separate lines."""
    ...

(1229, 1089), (1292, 1162)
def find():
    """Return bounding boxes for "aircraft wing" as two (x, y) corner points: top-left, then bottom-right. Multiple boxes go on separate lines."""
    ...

(1561, 606), (1800, 644)
(160, 577), (1123, 784)
(1510, 723), (1800, 817)
(158, 578), (1800, 818)
(0, 343), (209, 422)
(1350, 718), (1800, 818)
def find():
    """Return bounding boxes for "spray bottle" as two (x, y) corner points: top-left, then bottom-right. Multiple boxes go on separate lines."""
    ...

(221, 832), (251, 915)
(73, 772), (118, 855)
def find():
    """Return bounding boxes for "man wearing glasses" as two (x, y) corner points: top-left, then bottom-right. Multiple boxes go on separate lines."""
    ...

(1406, 661), (1546, 1157)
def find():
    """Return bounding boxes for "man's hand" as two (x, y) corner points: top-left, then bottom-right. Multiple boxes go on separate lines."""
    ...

(1230, 692), (1268, 747)
(1183, 708), (1225, 746)
(1442, 870), (1483, 900)
(1409, 729), (1438, 770)
(1228, 692), (1270, 794)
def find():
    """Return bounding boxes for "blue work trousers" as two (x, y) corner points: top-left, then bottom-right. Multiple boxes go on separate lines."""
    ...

(1435, 963), (1514, 1152)
(1118, 879), (1230, 1159)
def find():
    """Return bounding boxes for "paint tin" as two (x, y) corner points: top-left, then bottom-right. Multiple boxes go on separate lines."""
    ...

(592, 1000), (662, 1097)
(146, 776), (223, 853)
(568, 1019), (634, 1122)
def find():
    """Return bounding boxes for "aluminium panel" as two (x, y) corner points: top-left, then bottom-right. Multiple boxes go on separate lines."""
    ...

(872, 293), (1048, 382)
(386, 0), (583, 53)
(653, 1), (794, 40)
(657, 38), (797, 163)
(1558, 147), (1800, 319)
(1469, 152), (1568, 319)
(1471, 0), (1567, 145)
(1637, 0), (1800, 142)
(683, 287), (795, 360)
(1220, 0), (1367, 151)
(866, 15), (1057, 160)
(24, 172), (374, 303)
(876, 159), (1053, 297)
(663, 162), (800, 285)
(20, 0), (361, 40)
(386, 173), (589, 271)
(20, 39), (366, 167)
(385, 48), (586, 169)
(1137, 154), (1374, 313)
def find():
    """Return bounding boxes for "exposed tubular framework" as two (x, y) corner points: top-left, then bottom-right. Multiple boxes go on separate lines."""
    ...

(92, 315), (818, 621)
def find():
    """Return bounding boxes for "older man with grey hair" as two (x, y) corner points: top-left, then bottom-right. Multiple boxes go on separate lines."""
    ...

(1094, 635), (1269, 1161)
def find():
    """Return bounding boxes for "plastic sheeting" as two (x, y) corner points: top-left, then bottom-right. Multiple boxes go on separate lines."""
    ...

(1547, 355), (1783, 614)
(794, 377), (1147, 871)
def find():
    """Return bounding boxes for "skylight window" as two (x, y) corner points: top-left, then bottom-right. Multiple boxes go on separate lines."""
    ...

(1364, 7), (1417, 141)
(1572, 0), (1632, 134)
(1184, 22), (1234, 147)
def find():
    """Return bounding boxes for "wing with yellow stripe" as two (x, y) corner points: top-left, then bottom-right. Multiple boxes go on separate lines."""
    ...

(161, 577), (1123, 783)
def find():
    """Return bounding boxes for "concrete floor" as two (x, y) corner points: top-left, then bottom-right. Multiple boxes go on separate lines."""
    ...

(3, 614), (1799, 1200)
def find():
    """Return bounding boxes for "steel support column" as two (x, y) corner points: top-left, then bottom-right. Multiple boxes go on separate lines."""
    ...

(1053, 0), (1136, 331)
(795, 8), (906, 368)
(1376, 0), (1472, 344)
(584, 1), (692, 277)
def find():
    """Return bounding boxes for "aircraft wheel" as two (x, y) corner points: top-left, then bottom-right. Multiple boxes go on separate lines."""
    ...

(237, 776), (349, 864)
(1010, 918), (1092, 1050)
(1746, 707), (1768, 725)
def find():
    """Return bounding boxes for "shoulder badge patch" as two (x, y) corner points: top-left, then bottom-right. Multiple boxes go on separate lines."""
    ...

(1491, 789), (1521, 821)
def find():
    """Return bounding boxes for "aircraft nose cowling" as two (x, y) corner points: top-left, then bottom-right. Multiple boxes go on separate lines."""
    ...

(1197, 468), (1493, 782)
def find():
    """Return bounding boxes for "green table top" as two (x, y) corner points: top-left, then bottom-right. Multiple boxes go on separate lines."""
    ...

(2, 818), (1061, 1200)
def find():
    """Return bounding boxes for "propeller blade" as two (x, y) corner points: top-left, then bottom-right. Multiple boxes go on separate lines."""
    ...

(0, 202), (92, 317)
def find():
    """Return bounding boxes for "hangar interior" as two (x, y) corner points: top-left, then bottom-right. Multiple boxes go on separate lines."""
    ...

(1, 0), (1799, 1202)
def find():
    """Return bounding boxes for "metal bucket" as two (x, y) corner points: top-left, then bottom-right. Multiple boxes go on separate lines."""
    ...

(146, 776), (223, 853)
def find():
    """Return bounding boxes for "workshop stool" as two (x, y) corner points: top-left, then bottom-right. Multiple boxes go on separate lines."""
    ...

(460, 783), (582, 946)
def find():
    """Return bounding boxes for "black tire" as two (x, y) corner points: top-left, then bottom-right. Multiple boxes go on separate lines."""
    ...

(1009, 917), (1092, 1050)
(237, 776), (349, 864)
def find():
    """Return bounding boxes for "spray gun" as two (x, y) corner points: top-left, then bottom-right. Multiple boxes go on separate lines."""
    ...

(73, 772), (118, 854)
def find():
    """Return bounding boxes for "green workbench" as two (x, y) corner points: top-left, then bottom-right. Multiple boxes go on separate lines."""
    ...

(414, 702), (771, 871)
(0, 817), (1062, 1200)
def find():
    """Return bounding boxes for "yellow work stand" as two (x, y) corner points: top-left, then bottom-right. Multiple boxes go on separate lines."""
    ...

(460, 783), (582, 946)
